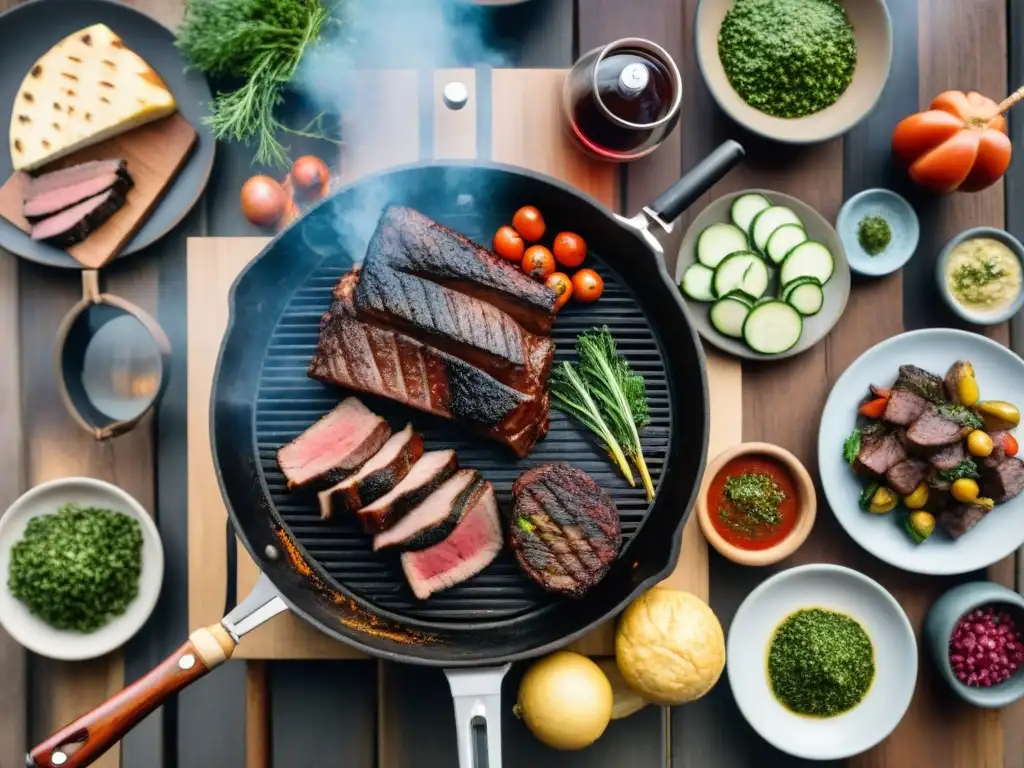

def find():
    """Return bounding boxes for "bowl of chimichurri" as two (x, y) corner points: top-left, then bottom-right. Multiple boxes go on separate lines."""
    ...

(727, 564), (917, 760)
(936, 227), (1024, 325)
(695, 0), (892, 144)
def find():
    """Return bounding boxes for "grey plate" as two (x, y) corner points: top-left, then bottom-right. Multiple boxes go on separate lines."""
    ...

(936, 226), (1024, 326)
(836, 188), (920, 277)
(675, 189), (851, 361)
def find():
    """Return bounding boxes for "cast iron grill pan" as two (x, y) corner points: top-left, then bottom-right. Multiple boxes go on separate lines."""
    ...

(253, 211), (672, 628)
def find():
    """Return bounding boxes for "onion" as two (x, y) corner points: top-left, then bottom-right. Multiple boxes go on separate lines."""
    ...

(291, 155), (330, 199)
(240, 175), (287, 228)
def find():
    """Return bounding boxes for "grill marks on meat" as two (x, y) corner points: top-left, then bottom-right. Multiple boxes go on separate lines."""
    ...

(400, 481), (503, 600)
(509, 463), (621, 598)
(929, 440), (967, 471)
(886, 459), (929, 496)
(308, 271), (549, 457)
(356, 450), (458, 534)
(854, 423), (906, 476)
(368, 206), (557, 335)
(906, 404), (973, 449)
(30, 188), (126, 246)
(939, 503), (990, 539)
(981, 457), (1024, 503)
(276, 397), (391, 489)
(318, 424), (423, 519)
(373, 469), (482, 551)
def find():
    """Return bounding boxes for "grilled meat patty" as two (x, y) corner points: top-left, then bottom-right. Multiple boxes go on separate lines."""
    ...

(356, 450), (458, 534)
(509, 463), (621, 598)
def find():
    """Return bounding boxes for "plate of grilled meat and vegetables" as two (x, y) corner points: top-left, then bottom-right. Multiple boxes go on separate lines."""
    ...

(677, 189), (851, 359)
(819, 328), (1024, 575)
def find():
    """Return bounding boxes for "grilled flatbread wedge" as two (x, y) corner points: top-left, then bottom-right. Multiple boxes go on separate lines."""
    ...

(10, 23), (177, 172)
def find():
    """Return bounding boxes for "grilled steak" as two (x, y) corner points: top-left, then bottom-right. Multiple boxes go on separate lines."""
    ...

(30, 188), (125, 246)
(24, 169), (133, 222)
(886, 459), (929, 496)
(276, 397), (391, 489)
(926, 467), (952, 492)
(25, 159), (127, 198)
(400, 481), (503, 600)
(894, 364), (945, 401)
(854, 424), (906, 476)
(373, 469), (483, 551)
(318, 424), (423, 519)
(982, 430), (1012, 469)
(929, 441), (967, 471)
(981, 457), (1024, 503)
(356, 450), (458, 534)
(355, 260), (554, 391)
(308, 271), (550, 457)
(938, 503), (989, 539)
(509, 463), (621, 598)
(906, 405), (974, 449)
(366, 206), (557, 335)
(883, 388), (929, 426)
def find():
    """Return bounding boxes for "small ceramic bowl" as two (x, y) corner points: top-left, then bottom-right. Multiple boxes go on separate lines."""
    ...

(924, 581), (1024, 708)
(727, 564), (918, 760)
(836, 188), (920, 276)
(0, 477), (164, 661)
(696, 442), (816, 566)
(936, 227), (1024, 325)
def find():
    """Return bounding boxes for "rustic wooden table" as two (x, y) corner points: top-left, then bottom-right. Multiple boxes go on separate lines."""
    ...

(2, 0), (1023, 766)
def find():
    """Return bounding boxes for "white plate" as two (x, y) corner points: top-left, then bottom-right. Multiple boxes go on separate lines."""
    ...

(818, 329), (1024, 575)
(0, 477), (163, 660)
(727, 564), (917, 761)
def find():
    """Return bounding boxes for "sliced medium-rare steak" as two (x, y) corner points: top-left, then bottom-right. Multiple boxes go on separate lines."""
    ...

(373, 469), (483, 551)
(938, 503), (990, 539)
(276, 397), (391, 489)
(883, 388), (929, 426)
(23, 169), (133, 222)
(356, 450), (458, 534)
(509, 463), (621, 598)
(355, 260), (554, 391)
(981, 457), (1024, 503)
(400, 481), (503, 600)
(308, 271), (549, 457)
(854, 424), (906, 476)
(366, 206), (557, 335)
(929, 441), (967, 471)
(30, 188), (125, 246)
(24, 159), (127, 198)
(886, 459), (929, 496)
(318, 424), (423, 519)
(906, 405), (975, 449)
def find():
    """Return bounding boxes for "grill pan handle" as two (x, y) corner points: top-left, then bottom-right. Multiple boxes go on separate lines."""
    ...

(647, 140), (745, 225)
(445, 664), (511, 768)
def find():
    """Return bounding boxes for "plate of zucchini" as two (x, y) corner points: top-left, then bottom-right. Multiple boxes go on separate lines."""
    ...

(676, 189), (851, 360)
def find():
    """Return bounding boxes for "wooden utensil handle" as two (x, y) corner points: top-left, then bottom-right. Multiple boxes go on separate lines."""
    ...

(28, 625), (235, 768)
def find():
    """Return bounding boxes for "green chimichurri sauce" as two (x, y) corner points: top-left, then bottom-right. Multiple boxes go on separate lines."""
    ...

(767, 608), (875, 718)
(718, 0), (857, 119)
(857, 215), (891, 256)
(721, 472), (785, 534)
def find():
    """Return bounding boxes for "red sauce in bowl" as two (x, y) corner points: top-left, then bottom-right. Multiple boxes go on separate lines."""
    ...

(707, 454), (799, 551)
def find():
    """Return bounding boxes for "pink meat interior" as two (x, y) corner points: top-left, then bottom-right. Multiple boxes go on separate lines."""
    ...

(372, 468), (475, 551)
(277, 398), (381, 484)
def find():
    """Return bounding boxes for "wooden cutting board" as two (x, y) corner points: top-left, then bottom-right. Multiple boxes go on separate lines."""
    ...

(187, 69), (742, 660)
(0, 113), (196, 268)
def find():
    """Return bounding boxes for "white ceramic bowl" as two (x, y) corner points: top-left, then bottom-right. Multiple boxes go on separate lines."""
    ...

(818, 328), (1024, 575)
(0, 477), (163, 660)
(727, 564), (917, 761)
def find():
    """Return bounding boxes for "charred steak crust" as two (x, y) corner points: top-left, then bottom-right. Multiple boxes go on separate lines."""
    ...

(894, 365), (945, 401)
(401, 473), (487, 552)
(321, 428), (424, 517)
(356, 450), (459, 534)
(509, 463), (621, 598)
(30, 188), (127, 246)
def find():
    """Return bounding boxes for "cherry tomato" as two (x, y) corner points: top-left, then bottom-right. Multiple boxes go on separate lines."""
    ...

(241, 175), (288, 228)
(545, 272), (573, 311)
(291, 155), (330, 199)
(1005, 434), (1019, 456)
(493, 225), (525, 262)
(522, 245), (556, 279)
(553, 231), (587, 268)
(572, 268), (604, 303)
(512, 206), (546, 242)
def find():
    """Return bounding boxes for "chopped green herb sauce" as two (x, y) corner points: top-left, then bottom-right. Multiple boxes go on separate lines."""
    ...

(857, 215), (891, 256)
(719, 472), (785, 534)
(768, 608), (875, 718)
(953, 259), (1008, 293)
(938, 459), (980, 483)
(936, 403), (984, 431)
(8, 503), (143, 633)
(718, 0), (857, 119)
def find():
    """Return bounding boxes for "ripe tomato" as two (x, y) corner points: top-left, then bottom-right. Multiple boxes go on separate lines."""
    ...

(512, 206), (546, 242)
(545, 272), (573, 310)
(552, 232), (586, 268)
(1005, 434), (1019, 457)
(493, 225), (525, 262)
(572, 268), (604, 303)
(522, 245), (556, 279)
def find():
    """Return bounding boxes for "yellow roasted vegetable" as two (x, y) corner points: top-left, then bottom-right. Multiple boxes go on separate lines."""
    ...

(946, 361), (979, 406)
(905, 510), (935, 544)
(903, 483), (929, 510)
(951, 478), (980, 503)
(973, 401), (1020, 431)
(967, 430), (994, 457)
(868, 487), (898, 514)
(975, 497), (996, 511)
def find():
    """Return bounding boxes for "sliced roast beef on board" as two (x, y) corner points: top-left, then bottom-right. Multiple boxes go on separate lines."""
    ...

(355, 450), (459, 533)
(886, 459), (929, 496)
(24, 168), (133, 222)
(373, 469), (483, 552)
(400, 481), (503, 600)
(981, 457), (1024, 503)
(318, 424), (423, 519)
(906, 404), (974, 449)
(938, 503), (990, 539)
(30, 188), (126, 246)
(24, 159), (127, 198)
(509, 463), (621, 598)
(854, 424), (906, 476)
(276, 397), (391, 489)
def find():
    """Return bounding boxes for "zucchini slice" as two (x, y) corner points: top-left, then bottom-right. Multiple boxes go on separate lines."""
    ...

(786, 281), (825, 316)
(779, 241), (835, 287)
(710, 296), (752, 339)
(713, 252), (769, 299)
(765, 223), (808, 265)
(730, 193), (772, 235)
(742, 300), (804, 355)
(751, 206), (803, 253)
(680, 263), (715, 302)
(697, 223), (749, 268)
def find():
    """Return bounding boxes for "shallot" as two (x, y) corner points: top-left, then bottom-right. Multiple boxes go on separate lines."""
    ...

(949, 605), (1024, 687)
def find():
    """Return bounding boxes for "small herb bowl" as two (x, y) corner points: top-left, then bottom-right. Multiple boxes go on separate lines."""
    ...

(836, 188), (920, 277)
(935, 226), (1024, 326)
(0, 477), (164, 661)
(924, 581), (1024, 709)
(696, 442), (816, 566)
